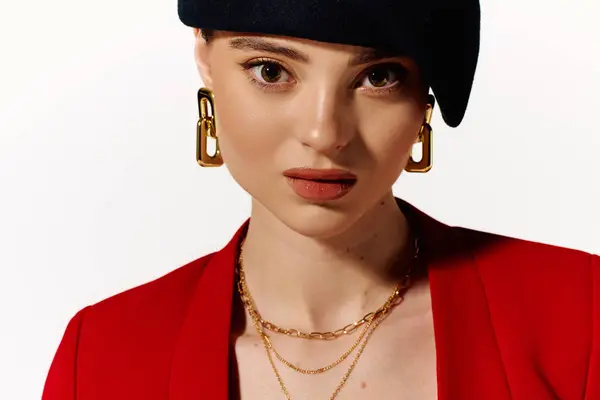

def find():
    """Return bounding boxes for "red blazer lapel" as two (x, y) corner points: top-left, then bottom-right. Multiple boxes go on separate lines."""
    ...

(402, 200), (512, 399)
(169, 223), (247, 400)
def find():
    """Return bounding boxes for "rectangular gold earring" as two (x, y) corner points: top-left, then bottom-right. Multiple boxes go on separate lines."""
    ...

(405, 95), (435, 173)
(196, 88), (223, 167)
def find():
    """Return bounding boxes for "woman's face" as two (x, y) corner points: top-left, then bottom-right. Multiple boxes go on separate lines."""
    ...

(194, 30), (428, 239)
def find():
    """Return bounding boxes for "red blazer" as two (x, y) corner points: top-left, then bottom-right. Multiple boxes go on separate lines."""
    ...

(43, 201), (600, 400)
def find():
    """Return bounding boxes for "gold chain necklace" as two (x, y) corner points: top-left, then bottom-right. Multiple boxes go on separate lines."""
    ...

(235, 239), (418, 398)
(238, 270), (407, 374)
(239, 237), (419, 341)
(248, 296), (386, 400)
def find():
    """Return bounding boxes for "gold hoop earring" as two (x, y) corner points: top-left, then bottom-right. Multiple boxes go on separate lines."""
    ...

(196, 88), (223, 167)
(405, 94), (435, 173)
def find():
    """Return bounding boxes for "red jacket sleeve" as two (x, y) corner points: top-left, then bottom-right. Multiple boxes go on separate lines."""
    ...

(42, 307), (89, 400)
(586, 254), (600, 399)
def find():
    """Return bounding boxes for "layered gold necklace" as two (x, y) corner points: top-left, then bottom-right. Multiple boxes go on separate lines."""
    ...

(236, 238), (419, 399)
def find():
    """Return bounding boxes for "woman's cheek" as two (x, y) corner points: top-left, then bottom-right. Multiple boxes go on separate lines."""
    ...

(216, 100), (286, 191)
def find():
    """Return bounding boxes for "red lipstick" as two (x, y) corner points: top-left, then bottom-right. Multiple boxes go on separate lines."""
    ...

(283, 168), (357, 201)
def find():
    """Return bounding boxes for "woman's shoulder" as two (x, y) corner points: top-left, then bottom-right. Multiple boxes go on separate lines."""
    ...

(94, 252), (215, 312)
(71, 252), (217, 344)
(453, 226), (598, 303)
(44, 252), (219, 397)
(442, 226), (598, 327)
(454, 225), (598, 273)
(445, 227), (600, 396)
(452, 225), (598, 335)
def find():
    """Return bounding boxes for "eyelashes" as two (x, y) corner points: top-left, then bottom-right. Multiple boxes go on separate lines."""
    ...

(358, 64), (408, 93)
(240, 58), (294, 92)
(239, 58), (409, 96)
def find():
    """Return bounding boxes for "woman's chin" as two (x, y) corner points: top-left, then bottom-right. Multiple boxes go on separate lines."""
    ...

(273, 201), (363, 239)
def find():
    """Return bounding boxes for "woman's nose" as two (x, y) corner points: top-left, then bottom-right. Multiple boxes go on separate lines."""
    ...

(294, 85), (356, 156)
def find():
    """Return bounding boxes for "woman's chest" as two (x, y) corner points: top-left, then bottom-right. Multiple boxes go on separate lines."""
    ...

(229, 311), (438, 400)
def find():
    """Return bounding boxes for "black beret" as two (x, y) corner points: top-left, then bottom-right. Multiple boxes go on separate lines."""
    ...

(178, 0), (480, 127)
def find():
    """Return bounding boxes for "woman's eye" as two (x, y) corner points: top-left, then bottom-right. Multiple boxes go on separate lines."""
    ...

(249, 62), (290, 84)
(361, 65), (407, 89)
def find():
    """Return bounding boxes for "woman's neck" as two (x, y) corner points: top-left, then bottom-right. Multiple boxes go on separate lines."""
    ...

(240, 193), (414, 333)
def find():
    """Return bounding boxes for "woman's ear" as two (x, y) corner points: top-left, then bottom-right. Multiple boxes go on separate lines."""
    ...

(193, 29), (214, 88)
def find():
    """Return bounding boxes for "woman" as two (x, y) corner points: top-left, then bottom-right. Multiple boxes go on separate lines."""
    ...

(43, 0), (599, 399)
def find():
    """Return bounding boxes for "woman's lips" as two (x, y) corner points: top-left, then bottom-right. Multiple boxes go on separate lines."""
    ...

(283, 168), (357, 201)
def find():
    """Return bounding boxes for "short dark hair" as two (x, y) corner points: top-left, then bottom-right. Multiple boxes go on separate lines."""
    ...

(201, 29), (215, 42)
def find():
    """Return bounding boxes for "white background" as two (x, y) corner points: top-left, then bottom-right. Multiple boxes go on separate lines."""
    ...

(1, 0), (599, 398)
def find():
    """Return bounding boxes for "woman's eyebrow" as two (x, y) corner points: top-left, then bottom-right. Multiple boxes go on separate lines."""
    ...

(228, 37), (401, 66)
(348, 49), (403, 66)
(229, 38), (310, 63)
